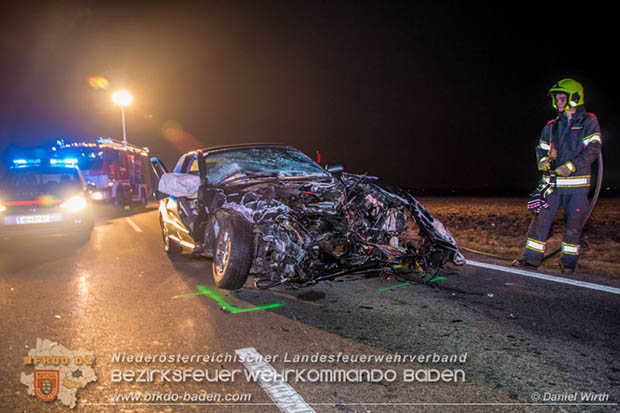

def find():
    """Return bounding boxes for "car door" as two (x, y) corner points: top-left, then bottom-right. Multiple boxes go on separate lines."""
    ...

(171, 154), (202, 247)
(151, 155), (196, 249)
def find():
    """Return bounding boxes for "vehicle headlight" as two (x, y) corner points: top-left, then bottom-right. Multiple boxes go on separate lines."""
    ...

(60, 196), (87, 212)
(91, 191), (104, 201)
(0, 203), (6, 213)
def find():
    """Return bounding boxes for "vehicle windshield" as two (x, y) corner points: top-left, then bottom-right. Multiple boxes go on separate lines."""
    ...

(205, 147), (330, 184)
(54, 148), (104, 170)
(1, 167), (80, 190)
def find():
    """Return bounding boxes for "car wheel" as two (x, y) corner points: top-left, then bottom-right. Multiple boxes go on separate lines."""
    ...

(140, 188), (148, 206)
(212, 214), (253, 290)
(115, 188), (127, 208)
(76, 213), (94, 242)
(161, 216), (182, 254)
(77, 228), (92, 243)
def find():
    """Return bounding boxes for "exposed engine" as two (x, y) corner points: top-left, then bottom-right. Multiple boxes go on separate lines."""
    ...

(202, 173), (464, 289)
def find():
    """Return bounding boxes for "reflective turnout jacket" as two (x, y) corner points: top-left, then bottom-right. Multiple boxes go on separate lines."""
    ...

(536, 107), (602, 188)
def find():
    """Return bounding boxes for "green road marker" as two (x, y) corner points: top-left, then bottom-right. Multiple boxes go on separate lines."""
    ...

(378, 275), (446, 291)
(173, 285), (283, 314)
(378, 281), (416, 291)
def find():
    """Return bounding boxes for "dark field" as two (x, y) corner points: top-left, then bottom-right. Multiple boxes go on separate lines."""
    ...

(419, 197), (620, 279)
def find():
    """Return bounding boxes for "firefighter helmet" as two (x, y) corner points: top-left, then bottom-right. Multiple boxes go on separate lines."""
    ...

(548, 78), (584, 110)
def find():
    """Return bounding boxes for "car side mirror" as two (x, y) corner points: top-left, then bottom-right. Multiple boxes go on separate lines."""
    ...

(154, 190), (169, 201)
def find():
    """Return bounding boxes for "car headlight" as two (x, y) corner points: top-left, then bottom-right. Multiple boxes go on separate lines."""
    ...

(60, 196), (87, 212)
(91, 191), (104, 201)
(0, 203), (6, 213)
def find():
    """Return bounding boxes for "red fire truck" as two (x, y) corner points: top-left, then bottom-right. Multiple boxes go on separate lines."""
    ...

(52, 138), (151, 207)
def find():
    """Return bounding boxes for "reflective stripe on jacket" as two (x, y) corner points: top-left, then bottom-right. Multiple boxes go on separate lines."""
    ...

(542, 175), (590, 188)
(536, 107), (602, 188)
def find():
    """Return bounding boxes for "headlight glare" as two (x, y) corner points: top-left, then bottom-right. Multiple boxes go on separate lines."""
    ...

(61, 196), (87, 212)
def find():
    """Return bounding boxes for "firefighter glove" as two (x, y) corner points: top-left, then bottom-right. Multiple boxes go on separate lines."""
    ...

(554, 161), (576, 177)
(537, 157), (551, 171)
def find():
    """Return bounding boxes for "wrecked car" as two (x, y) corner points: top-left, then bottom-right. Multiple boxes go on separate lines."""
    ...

(151, 144), (464, 290)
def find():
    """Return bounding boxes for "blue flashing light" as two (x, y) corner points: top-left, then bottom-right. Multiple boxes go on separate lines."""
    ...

(12, 159), (41, 167)
(50, 158), (79, 166)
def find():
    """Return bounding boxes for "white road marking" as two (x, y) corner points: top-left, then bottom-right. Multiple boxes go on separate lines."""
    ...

(467, 260), (620, 295)
(235, 347), (315, 413)
(125, 217), (143, 233)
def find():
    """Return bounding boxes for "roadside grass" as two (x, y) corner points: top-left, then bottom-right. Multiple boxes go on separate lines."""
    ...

(418, 197), (620, 279)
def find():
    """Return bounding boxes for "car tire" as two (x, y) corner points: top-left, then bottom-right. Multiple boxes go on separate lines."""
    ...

(115, 188), (126, 208)
(76, 213), (94, 243)
(212, 214), (253, 290)
(140, 188), (148, 206)
(77, 228), (92, 243)
(161, 216), (182, 255)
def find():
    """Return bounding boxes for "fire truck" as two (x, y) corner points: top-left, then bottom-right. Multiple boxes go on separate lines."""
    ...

(52, 138), (151, 207)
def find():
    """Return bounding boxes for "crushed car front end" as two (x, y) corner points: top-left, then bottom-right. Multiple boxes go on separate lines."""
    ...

(211, 172), (464, 289)
(153, 144), (464, 290)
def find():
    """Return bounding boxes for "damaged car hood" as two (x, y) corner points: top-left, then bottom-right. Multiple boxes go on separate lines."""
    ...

(154, 145), (464, 290)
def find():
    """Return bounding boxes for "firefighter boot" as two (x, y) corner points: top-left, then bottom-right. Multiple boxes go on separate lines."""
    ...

(512, 259), (538, 269)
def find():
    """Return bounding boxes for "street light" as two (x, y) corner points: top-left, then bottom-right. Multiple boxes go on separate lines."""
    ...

(112, 90), (133, 147)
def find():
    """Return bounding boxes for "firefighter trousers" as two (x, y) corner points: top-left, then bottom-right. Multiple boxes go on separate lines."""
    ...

(522, 188), (589, 268)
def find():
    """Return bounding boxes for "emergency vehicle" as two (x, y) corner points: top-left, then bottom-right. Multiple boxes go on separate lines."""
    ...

(0, 158), (94, 239)
(52, 138), (151, 207)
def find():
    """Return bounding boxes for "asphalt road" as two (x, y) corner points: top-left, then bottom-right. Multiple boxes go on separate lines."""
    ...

(1, 204), (619, 412)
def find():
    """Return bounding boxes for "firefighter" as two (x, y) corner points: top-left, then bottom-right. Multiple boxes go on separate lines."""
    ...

(513, 78), (602, 274)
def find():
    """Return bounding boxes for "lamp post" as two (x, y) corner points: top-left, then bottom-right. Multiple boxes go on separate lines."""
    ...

(112, 90), (133, 147)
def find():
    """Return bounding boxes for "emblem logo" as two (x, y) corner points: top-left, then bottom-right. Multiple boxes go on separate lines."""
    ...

(34, 370), (60, 402)
(22, 339), (97, 408)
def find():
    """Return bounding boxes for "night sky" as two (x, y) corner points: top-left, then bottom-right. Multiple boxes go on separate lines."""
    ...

(1, 1), (617, 194)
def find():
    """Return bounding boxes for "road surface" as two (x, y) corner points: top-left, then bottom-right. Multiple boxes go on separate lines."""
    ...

(1, 204), (618, 412)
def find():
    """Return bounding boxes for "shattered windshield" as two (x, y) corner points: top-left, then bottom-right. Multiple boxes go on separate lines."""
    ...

(205, 147), (330, 184)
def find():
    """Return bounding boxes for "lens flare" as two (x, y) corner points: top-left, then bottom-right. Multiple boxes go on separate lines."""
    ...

(39, 194), (57, 207)
(161, 120), (203, 152)
(88, 76), (109, 90)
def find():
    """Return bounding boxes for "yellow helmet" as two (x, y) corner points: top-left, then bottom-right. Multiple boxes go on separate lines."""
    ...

(548, 78), (584, 110)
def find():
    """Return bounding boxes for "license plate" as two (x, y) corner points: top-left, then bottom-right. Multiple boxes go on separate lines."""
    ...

(16, 215), (51, 224)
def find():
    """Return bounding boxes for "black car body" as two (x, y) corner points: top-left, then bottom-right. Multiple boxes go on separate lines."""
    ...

(152, 144), (464, 290)
(0, 160), (94, 239)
